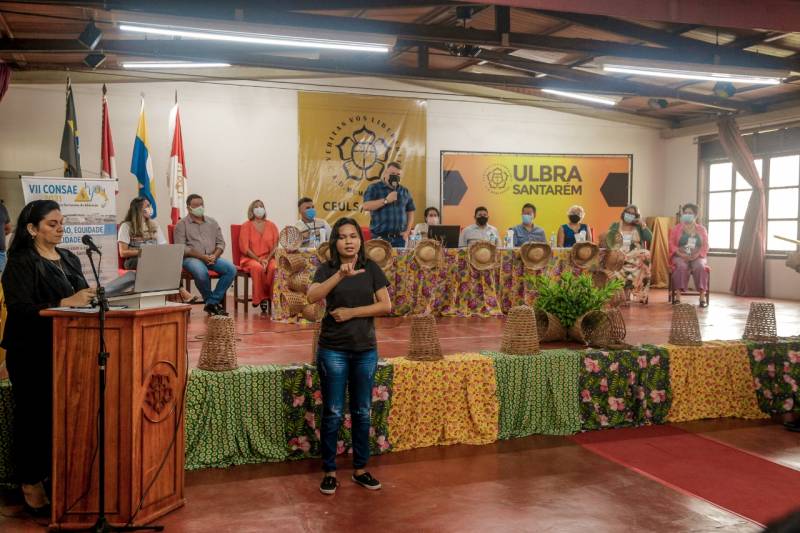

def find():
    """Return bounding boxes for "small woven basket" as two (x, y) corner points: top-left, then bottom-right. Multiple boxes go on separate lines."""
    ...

(302, 302), (325, 322)
(288, 272), (309, 294)
(281, 291), (307, 316)
(669, 303), (703, 346)
(743, 302), (778, 341)
(569, 310), (611, 347)
(534, 309), (566, 342)
(279, 226), (302, 252)
(406, 315), (443, 361)
(197, 315), (238, 371)
(279, 253), (308, 274)
(501, 306), (540, 355)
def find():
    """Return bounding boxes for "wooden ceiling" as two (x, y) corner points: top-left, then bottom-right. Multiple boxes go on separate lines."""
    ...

(2, 0), (800, 131)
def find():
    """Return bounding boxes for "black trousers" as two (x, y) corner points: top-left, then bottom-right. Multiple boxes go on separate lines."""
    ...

(5, 349), (52, 485)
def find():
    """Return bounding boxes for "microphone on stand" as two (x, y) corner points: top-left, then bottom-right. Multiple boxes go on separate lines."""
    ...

(81, 234), (102, 255)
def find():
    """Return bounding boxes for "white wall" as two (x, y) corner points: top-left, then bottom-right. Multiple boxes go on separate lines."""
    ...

(0, 77), (665, 262)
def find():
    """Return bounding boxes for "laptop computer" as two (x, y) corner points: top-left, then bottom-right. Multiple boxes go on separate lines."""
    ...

(427, 225), (461, 249)
(106, 244), (184, 298)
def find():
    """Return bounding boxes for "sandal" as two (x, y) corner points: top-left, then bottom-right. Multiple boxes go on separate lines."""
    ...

(181, 295), (201, 304)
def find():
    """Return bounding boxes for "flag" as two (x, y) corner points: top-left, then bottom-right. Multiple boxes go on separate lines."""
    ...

(100, 84), (117, 180)
(167, 100), (188, 224)
(60, 78), (81, 177)
(131, 98), (156, 217)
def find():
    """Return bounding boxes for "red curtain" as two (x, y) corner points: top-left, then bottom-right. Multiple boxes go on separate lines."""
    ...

(717, 116), (766, 296)
(0, 62), (10, 103)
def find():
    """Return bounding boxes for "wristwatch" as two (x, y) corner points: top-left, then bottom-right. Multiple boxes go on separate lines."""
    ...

(383, 198), (388, 205)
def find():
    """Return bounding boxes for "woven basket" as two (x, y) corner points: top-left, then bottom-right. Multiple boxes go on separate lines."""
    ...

(279, 226), (302, 252)
(743, 302), (778, 341)
(311, 322), (321, 362)
(406, 315), (443, 361)
(197, 315), (238, 371)
(534, 309), (566, 342)
(569, 310), (611, 347)
(603, 249), (626, 272)
(302, 302), (325, 322)
(281, 291), (307, 316)
(602, 307), (631, 349)
(279, 253), (308, 274)
(592, 270), (609, 289)
(669, 303), (703, 346)
(501, 306), (540, 355)
(288, 272), (309, 294)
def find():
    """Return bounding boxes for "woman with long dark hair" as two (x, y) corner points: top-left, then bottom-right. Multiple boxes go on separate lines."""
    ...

(1, 200), (94, 514)
(307, 217), (392, 495)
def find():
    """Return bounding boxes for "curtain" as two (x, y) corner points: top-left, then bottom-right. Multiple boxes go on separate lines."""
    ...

(0, 63), (9, 103)
(716, 116), (766, 296)
(646, 216), (673, 288)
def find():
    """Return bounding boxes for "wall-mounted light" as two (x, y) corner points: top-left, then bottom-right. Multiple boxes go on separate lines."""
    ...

(121, 61), (231, 69)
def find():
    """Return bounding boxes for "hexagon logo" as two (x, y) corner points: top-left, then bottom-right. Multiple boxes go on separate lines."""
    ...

(482, 164), (511, 195)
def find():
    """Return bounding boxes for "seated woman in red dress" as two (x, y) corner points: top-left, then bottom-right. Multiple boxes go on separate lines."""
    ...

(238, 200), (279, 314)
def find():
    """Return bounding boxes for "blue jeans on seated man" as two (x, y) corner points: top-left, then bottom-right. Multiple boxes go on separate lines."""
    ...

(316, 347), (378, 473)
(182, 257), (236, 305)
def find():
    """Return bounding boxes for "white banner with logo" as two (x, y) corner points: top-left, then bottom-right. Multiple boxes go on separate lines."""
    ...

(21, 176), (118, 285)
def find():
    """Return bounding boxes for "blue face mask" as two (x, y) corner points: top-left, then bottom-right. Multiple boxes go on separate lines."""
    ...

(522, 214), (533, 225)
(681, 213), (695, 224)
(305, 208), (316, 219)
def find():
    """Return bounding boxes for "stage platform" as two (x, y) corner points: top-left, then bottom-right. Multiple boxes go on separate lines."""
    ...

(188, 289), (800, 367)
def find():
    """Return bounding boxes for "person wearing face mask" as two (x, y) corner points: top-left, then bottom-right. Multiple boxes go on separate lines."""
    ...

(118, 197), (197, 303)
(459, 206), (498, 247)
(512, 203), (546, 246)
(174, 194), (236, 316)
(605, 205), (653, 304)
(669, 203), (710, 307)
(362, 162), (416, 247)
(295, 197), (331, 248)
(558, 205), (592, 247)
(412, 207), (441, 238)
(239, 200), (279, 314)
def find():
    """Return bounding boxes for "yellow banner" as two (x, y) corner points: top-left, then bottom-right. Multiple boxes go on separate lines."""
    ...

(441, 152), (632, 241)
(298, 92), (426, 226)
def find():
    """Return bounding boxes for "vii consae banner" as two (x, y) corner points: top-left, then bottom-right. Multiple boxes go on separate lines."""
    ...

(167, 101), (188, 225)
(298, 92), (427, 226)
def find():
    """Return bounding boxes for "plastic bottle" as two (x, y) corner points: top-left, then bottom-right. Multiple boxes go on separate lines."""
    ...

(550, 231), (556, 248)
(505, 229), (515, 249)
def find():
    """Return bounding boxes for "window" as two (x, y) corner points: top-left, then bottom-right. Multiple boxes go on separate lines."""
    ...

(705, 155), (800, 253)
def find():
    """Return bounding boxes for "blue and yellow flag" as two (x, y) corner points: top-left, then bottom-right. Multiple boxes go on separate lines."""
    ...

(130, 98), (156, 217)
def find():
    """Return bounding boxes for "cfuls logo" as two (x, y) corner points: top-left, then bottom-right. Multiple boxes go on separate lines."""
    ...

(483, 164), (511, 194)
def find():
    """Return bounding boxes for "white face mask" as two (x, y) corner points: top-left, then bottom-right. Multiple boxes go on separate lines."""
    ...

(143, 207), (153, 219)
(427, 216), (440, 225)
(253, 207), (266, 219)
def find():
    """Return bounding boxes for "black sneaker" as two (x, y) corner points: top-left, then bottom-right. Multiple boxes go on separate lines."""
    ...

(351, 472), (381, 491)
(320, 475), (338, 495)
(215, 304), (229, 316)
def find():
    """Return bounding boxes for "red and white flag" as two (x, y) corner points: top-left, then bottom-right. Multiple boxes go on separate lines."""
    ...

(167, 99), (188, 224)
(100, 84), (117, 180)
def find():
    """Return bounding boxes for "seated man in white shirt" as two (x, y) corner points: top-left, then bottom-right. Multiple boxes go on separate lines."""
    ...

(294, 197), (332, 247)
(459, 206), (498, 247)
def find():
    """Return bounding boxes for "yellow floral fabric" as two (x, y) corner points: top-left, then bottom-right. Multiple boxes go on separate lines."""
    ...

(388, 353), (499, 451)
(665, 341), (767, 422)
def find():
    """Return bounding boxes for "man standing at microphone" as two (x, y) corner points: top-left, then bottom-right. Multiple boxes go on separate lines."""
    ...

(362, 162), (416, 248)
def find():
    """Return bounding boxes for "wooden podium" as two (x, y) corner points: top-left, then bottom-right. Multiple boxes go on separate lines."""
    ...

(42, 304), (190, 529)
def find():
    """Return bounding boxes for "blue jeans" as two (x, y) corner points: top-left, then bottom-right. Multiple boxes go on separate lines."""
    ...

(0, 251), (6, 275)
(182, 257), (236, 305)
(316, 347), (378, 472)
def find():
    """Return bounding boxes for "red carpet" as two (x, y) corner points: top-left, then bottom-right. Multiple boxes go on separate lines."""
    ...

(571, 425), (800, 526)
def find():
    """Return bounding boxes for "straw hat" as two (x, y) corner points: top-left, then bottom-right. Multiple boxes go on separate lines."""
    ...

(279, 253), (308, 274)
(468, 240), (498, 271)
(500, 306), (540, 355)
(603, 249), (626, 272)
(197, 315), (238, 371)
(288, 273), (309, 294)
(365, 239), (394, 269)
(414, 239), (443, 270)
(406, 315), (443, 361)
(281, 291), (307, 316)
(279, 226), (302, 252)
(519, 242), (552, 271)
(316, 242), (331, 263)
(570, 242), (599, 268)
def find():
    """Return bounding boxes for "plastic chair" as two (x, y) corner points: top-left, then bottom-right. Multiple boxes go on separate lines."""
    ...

(361, 226), (372, 240)
(668, 260), (712, 304)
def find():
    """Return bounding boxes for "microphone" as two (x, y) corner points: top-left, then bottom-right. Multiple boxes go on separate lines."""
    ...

(81, 234), (102, 255)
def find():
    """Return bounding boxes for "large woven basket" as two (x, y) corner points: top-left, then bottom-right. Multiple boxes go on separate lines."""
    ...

(669, 303), (703, 346)
(279, 226), (302, 252)
(603, 307), (631, 349)
(281, 291), (307, 316)
(568, 310), (611, 347)
(534, 309), (566, 342)
(288, 272), (309, 294)
(406, 315), (443, 361)
(501, 306), (540, 355)
(592, 270), (609, 289)
(197, 315), (238, 371)
(279, 253), (308, 274)
(743, 302), (778, 341)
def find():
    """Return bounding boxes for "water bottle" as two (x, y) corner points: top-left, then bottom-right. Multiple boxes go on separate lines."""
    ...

(505, 229), (514, 249)
(310, 232), (318, 249)
(550, 232), (556, 248)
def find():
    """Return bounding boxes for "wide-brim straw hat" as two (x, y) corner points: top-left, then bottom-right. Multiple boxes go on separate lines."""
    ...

(519, 242), (552, 270)
(281, 291), (307, 316)
(407, 314), (443, 361)
(288, 273), (309, 294)
(198, 315), (238, 371)
(279, 226), (302, 252)
(414, 239), (443, 270)
(603, 249), (626, 272)
(316, 242), (331, 263)
(468, 240), (498, 271)
(279, 253), (308, 274)
(365, 239), (394, 269)
(571, 242), (599, 268)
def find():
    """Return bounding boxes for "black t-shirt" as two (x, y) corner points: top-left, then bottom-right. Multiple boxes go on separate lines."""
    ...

(312, 259), (389, 352)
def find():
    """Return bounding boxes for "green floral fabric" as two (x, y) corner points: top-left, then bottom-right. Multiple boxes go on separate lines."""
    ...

(282, 361), (393, 460)
(0, 379), (14, 486)
(747, 339), (800, 414)
(184, 366), (287, 470)
(483, 350), (582, 438)
(580, 345), (672, 430)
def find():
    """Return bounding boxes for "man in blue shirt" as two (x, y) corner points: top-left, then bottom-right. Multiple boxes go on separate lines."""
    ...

(362, 162), (416, 247)
(512, 203), (547, 247)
